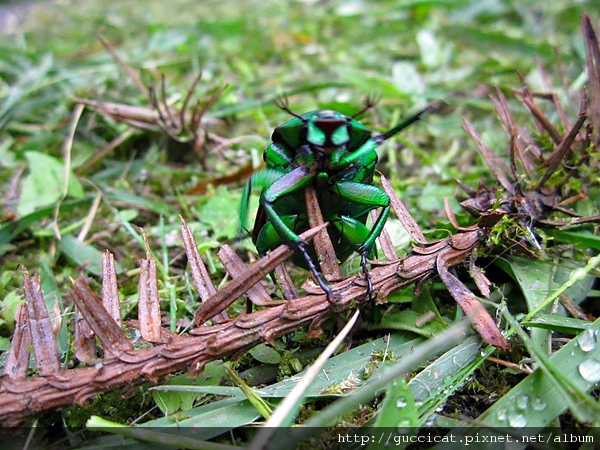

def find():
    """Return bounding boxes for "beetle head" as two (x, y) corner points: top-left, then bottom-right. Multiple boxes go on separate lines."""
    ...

(305, 110), (350, 149)
(272, 98), (375, 153)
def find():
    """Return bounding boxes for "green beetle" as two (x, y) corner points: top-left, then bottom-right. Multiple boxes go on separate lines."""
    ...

(241, 98), (431, 298)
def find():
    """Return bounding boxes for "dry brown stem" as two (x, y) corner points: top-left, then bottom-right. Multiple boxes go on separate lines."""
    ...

(0, 191), (509, 425)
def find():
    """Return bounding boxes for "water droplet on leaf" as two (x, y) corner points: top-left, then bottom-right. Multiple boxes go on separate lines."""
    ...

(516, 395), (529, 410)
(578, 359), (600, 383)
(532, 398), (547, 411)
(496, 408), (507, 421)
(397, 419), (412, 433)
(396, 397), (408, 408)
(508, 412), (527, 428)
(578, 329), (597, 352)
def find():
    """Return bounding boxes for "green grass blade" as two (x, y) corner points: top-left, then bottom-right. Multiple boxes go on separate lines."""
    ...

(140, 397), (260, 431)
(521, 314), (593, 335)
(409, 336), (482, 423)
(226, 365), (273, 420)
(547, 229), (600, 251)
(250, 310), (361, 449)
(503, 311), (600, 424)
(282, 322), (470, 448)
(87, 415), (238, 450)
(0, 198), (89, 250)
(434, 317), (600, 449)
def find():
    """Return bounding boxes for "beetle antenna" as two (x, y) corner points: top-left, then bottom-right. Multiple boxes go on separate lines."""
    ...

(373, 101), (445, 143)
(350, 94), (380, 120)
(274, 95), (304, 120)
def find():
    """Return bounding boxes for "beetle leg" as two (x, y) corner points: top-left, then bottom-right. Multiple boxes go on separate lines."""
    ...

(334, 181), (390, 253)
(255, 217), (337, 298)
(334, 181), (391, 299)
(295, 242), (339, 299)
(240, 168), (287, 234)
(261, 166), (313, 246)
(357, 205), (389, 301)
(261, 166), (339, 299)
(334, 139), (379, 168)
(334, 104), (437, 171)
(332, 215), (375, 299)
(263, 142), (297, 171)
(360, 252), (374, 300)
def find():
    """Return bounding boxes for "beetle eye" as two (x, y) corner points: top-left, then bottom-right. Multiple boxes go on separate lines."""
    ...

(331, 125), (350, 146)
(306, 121), (326, 146)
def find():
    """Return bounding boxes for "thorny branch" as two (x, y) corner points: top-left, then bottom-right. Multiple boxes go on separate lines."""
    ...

(1, 13), (600, 429)
(0, 202), (500, 426)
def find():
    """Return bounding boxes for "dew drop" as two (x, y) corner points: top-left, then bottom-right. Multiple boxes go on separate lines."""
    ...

(578, 329), (597, 353)
(532, 398), (547, 411)
(424, 414), (437, 427)
(396, 397), (408, 408)
(397, 419), (412, 432)
(507, 412), (527, 428)
(496, 408), (507, 422)
(516, 395), (529, 410)
(578, 359), (600, 383)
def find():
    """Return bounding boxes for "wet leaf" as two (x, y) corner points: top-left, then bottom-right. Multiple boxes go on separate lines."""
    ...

(373, 377), (418, 431)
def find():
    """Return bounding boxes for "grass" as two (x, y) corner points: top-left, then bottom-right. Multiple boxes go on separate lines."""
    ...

(0, 0), (599, 448)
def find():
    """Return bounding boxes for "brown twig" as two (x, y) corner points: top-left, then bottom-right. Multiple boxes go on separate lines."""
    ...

(0, 217), (503, 425)
(77, 42), (227, 166)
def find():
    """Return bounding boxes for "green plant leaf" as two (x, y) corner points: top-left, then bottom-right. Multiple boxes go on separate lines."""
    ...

(197, 187), (240, 240)
(409, 336), (482, 420)
(153, 333), (425, 401)
(152, 361), (225, 415)
(57, 235), (122, 276)
(17, 151), (84, 216)
(375, 309), (447, 337)
(249, 344), (282, 365)
(521, 314), (593, 335)
(87, 415), (239, 449)
(374, 377), (419, 429)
